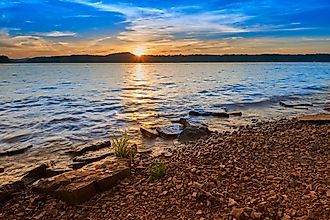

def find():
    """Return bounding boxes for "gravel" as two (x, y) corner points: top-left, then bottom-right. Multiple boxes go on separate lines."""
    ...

(0, 119), (329, 220)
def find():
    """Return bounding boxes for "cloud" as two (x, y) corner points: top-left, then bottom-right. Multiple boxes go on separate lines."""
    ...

(66, 0), (253, 43)
(37, 31), (77, 37)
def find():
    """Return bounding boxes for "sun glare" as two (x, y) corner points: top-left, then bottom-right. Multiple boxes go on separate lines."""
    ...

(134, 47), (145, 56)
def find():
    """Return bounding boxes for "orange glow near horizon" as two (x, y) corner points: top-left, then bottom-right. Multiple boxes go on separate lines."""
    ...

(133, 47), (145, 56)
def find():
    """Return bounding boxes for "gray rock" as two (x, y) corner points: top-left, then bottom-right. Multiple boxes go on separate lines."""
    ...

(171, 118), (191, 127)
(280, 101), (313, 108)
(189, 111), (212, 116)
(156, 124), (184, 139)
(211, 112), (230, 118)
(178, 126), (211, 142)
(140, 127), (159, 138)
(228, 111), (242, 116)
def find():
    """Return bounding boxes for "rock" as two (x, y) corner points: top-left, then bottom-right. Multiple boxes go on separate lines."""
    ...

(231, 207), (244, 219)
(251, 211), (262, 219)
(164, 152), (173, 158)
(282, 214), (291, 220)
(297, 114), (330, 124)
(0, 190), (11, 204)
(280, 101), (313, 108)
(211, 112), (230, 118)
(33, 158), (130, 205)
(171, 118), (191, 127)
(0, 166), (4, 173)
(189, 110), (229, 117)
(0, 144), (32, 157)
(45, 168), (72, 178)
(0, 181), (25, 204)
(140, 127), (159, 138)
(156, 124), (184, 139)
(71, 141), (111, 156)
(178, 126), (211, 142)
(137, 148), (152, 154)
(325, 107), (330, 112)
(196, 210), (203, 215)
(189, 111), (212, 116)
(21, 164), (48, 185)
(228, 198), (238, 207)
(69, 162), (88, 170)
(228, 111), (242, 116)
(73, 150), (114, 164)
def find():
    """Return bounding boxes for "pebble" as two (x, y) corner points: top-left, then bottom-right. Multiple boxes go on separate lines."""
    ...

(228, 198), (238, 207)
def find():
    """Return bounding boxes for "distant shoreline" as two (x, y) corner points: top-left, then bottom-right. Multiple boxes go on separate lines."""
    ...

(1, 53), (330, 63)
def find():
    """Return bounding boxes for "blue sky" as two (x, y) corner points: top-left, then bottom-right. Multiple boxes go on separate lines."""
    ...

(1, 0), (330, 58)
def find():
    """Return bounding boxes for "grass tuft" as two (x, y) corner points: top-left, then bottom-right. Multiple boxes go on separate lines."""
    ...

(112, 133), (136, 160)
(149, 160), (167, 180)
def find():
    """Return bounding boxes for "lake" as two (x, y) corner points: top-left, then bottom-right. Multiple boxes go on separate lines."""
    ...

(0, 63), (329, 181)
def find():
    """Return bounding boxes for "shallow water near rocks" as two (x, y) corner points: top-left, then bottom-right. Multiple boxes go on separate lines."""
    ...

(0, 63), (329, 183)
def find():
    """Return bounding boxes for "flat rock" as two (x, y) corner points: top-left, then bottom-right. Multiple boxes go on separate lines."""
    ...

(140, 127), (159, 138)
(171, 118), (191, 127)
(189, 110), (229, 117)
(21, 163), (48, 185)
(71, 141), (111, 156)
(297, 114), (330, 123)
(211, 112), (230, 118)
(189, 111), (212, 116)
(69, 162), (87, 170)
(156, 124), (184, 139)
(73, 149), (114, 164)
(33, 158), (130, 205)
(228, 111), (242, 116)
(178, 126), (211, 142)
(280, 101), (313, 108)
(0, 144), (32, 157)
(45, 168), (72, 178)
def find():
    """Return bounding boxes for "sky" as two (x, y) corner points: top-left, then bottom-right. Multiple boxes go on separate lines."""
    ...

(0, 0), (330, 58)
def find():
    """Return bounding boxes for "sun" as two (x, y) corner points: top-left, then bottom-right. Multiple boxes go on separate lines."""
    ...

(133, 47), (145, 56)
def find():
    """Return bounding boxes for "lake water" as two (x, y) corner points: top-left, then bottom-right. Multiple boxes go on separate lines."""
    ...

(0, 63), (329, 181)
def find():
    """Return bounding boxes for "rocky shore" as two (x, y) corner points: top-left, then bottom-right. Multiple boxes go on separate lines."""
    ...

(0, 118), (329, 219)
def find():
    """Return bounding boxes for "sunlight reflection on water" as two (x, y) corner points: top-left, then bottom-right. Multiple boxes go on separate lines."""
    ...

(0, 63), (329, 180)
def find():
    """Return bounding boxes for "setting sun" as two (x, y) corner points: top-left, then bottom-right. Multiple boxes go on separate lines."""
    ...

(133, 47), (145, 56)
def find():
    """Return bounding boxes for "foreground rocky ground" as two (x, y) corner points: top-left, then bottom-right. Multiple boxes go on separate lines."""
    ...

(0, 118), (329, 219)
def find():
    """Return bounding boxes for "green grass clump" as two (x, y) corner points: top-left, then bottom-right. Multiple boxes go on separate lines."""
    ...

(112, 133), (136, 159)
(149, 161), (167, 180)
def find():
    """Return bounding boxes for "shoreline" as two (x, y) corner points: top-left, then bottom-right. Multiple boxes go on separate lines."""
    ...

(0, 116), (329, 219)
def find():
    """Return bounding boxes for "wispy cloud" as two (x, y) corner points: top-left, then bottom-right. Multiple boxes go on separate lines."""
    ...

(66, 0), (253, 43)
(37, 31), (77, 37)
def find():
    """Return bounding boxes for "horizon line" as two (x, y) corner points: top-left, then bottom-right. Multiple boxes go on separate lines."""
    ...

(2, 52), (330, 60)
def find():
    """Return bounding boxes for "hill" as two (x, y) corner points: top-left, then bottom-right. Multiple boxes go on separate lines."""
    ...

(3, 53), (330, 63)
